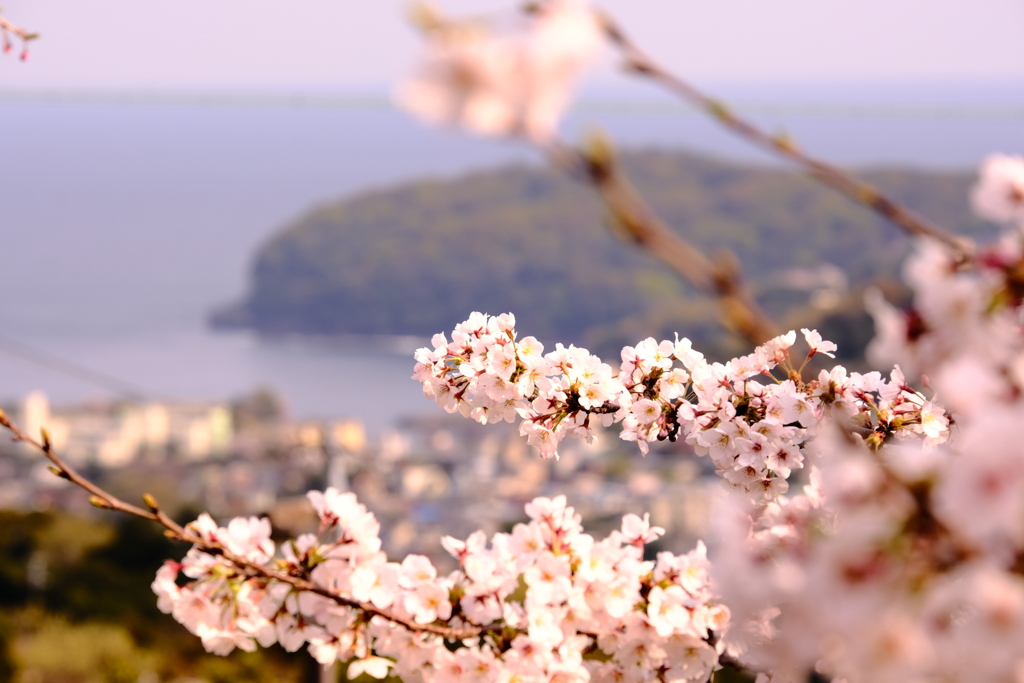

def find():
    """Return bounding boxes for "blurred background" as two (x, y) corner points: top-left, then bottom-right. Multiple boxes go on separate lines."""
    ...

(0, 1), (1022, 680)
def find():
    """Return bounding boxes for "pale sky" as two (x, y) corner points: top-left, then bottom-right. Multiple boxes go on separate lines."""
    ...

(0, 1), (1022, 91)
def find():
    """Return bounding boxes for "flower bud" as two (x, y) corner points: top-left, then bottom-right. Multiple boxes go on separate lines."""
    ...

(47, 465), (66, 479)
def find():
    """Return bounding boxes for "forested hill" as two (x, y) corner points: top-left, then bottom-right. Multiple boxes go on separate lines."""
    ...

(210, 149), (986, 359)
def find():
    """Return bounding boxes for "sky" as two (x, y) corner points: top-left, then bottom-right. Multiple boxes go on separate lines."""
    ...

(0, 0), (1022, 92)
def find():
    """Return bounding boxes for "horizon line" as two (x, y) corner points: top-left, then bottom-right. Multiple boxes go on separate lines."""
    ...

(0, 89), (1022, 120)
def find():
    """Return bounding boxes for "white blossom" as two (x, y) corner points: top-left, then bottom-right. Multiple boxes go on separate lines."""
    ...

(972, 153), (1024, 225)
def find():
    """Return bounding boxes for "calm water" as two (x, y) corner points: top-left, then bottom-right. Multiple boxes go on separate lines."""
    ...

(0, 85), (1020, 430)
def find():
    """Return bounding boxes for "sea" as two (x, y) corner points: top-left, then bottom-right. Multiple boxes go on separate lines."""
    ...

(0, 82), (1021, 433)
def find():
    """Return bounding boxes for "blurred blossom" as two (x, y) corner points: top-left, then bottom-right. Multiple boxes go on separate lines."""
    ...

(397, 0), (604, 142)
(972, 153), (1024, 226)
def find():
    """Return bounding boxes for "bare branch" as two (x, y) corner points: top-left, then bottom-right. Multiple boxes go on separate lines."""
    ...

(549, 139), (779, 346)
(596, 12), (974, 262)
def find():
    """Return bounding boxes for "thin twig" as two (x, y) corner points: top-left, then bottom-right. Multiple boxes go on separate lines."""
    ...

(550, 140), (779, 346)
(0, 409), (494, 640)
(0, 15), (30, 38)
(597, 12), (974, 262)
(0, 14), (39, 58)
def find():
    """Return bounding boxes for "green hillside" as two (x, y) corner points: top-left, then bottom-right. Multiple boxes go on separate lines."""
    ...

(211, 149), (986, 359)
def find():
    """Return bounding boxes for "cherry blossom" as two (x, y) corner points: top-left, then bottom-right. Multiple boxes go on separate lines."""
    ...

(153, 492), (729, 683)
(694, 154), (1024, 683)
(972, 153), (1024, 226)
(415, 312), (947, 502)
(398, 0), (603, 142)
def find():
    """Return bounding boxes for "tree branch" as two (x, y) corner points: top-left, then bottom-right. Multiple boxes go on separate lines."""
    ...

(0, 408), (772, 680)
(596, 12), (974, 262)
(550, 140), (779, 346)
(0, 14), (39, 58)
(0, 409), (496, 641)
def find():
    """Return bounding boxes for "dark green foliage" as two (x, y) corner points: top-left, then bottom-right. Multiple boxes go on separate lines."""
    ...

(713, 664), (757, 683)
(43, 516), (177, 628)
(0, 511), (50, 608)
(213, 149), (986, 357)
(0, 511), (311, 682)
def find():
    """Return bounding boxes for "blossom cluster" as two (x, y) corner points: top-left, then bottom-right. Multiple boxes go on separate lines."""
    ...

(397, 0), (603, 142)
(414, 314), (947, 501)
(715, 428), (1024, 683)
(153, 491), (729, 683)
(972, 153), (1024, 227)
(707, 155), (1024, 683)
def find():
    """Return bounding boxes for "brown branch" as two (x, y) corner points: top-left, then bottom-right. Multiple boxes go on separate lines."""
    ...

(550, 140), (779, 346)
(0, 409), (496, 641)
(596, 12), (974, 263)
